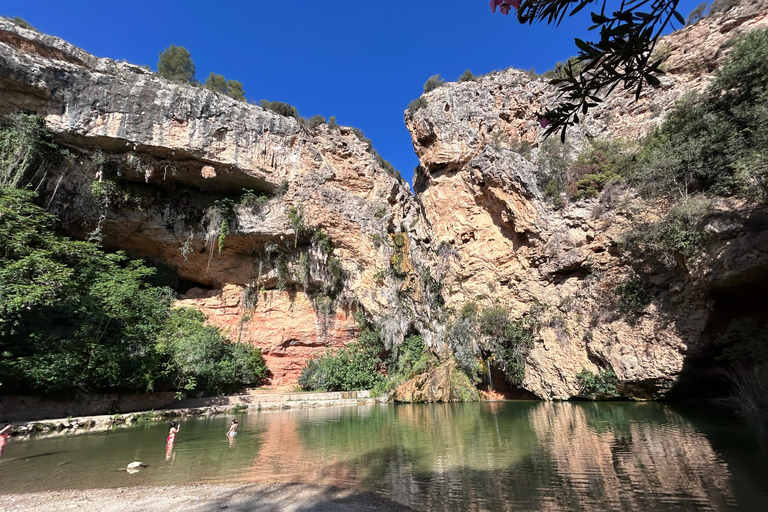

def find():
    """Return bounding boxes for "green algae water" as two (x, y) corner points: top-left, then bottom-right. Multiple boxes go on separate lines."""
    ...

(1, 401), (767, 511)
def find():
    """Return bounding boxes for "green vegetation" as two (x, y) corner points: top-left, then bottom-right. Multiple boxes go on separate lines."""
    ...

(306, 115), (325, 129)
(479, 307), (539, 386)
(0, 189), (268, 397)
(298, 328), (385, 391)
(287, 204), (308, 247)
(447, 302), (539, 387)
(613, 278), (653, 316)
(0, 112), (64, 189)
(623, 197), (711, 266)
(10, 16), (38, 32)
(239, 189), (269, 214)
(260, 100), (299, 119)
(458, 69), (477, 82)
(204, 72), (246, 101)
(633, 28), (768, 201)
(157, 45), (196, 83)
(536, 138), (631, 205)
(576, 369), (621, 400)
(390, 232), (409, 277)
(327, 116), (338, 130)
(161, 308), (270, 395)
(423, 74), (444, 93)
(536, 137), (573, 208)
(392, 334), (432, 378)
(407, 97), (428, 113)
(210, 198), (234, 253)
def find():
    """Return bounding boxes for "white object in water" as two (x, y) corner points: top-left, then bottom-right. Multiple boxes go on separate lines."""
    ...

(127, 461), (143, 469)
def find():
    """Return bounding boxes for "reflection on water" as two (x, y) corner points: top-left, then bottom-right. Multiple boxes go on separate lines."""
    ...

(1, 402), (766, 511)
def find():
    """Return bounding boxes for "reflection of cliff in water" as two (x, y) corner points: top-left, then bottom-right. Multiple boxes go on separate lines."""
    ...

(528, 402), (736, 511)
(284, 402), (755, 511)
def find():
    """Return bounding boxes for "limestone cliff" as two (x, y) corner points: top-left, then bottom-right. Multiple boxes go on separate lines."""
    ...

(404, 0), (768, 399)
(0, 17), (428, 385)
(1, 1), (767, 398)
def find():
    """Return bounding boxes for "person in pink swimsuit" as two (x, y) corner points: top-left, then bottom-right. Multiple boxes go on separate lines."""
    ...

(166, 421), (180, 444)
(0, 424), (12, 460)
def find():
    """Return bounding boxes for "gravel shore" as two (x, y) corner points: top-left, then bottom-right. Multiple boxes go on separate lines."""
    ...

(0, 483), (415, 511)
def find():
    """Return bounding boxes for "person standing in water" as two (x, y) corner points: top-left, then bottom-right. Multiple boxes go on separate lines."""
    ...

(0, 424), (12, 460)
(166, 421), (180, 461)
(226, 419), (239, 437)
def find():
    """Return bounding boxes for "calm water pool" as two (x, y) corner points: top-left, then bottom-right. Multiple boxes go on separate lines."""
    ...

(1, 401), (766, 511)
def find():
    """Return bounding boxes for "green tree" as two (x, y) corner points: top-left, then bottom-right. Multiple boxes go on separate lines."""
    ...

(225, 80), (245, 101)
(157, 45), (196, 83)
(687, 2), (708, 24)
(423, 74), (444, 93)
(204, 73), (246, 101)
(0, 188), (269, 397)
(205, 72), (228, 94)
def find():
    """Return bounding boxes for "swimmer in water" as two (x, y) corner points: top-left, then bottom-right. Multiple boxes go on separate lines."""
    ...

(226, 419), (239, 437)
(165, 421), (179, 461)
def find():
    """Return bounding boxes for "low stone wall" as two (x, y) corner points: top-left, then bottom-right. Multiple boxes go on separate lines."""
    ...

(0, 392), (178, 423)
(4, 393), (386, 440)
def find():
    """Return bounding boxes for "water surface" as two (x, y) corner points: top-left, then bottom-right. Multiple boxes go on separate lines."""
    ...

(1, 401), (766, 511)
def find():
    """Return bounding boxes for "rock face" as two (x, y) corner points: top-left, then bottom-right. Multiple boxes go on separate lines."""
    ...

(404, 1), (768, 399)
(1, 3), (768, 397)
(0, 16), (424, 384)
(392, 360), (480, 403)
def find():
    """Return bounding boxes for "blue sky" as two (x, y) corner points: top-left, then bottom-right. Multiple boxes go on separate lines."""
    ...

(3, 1), (706, 185)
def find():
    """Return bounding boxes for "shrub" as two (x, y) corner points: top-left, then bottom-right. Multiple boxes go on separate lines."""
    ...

(624, 196), (710, 265)
(478, 306), (539, 386)
(10, 17), (38, 32)
(571, 139), (632, 198)
(0, 112), (64, 189)
(536, 137), (573, 206)
(495, 317), (538, 385)
(447, 316), (481, 381)
(407, 97), (428, 114)
(613, 279), (653, 316)
(393, 335), (429, 378)
(313, 230), (334, 254)
(325, 256), (344, 296)
(375, 153), (401, 180)
(458, 69), (477, 82)
(287, 204), (308, 247)
(205, 73), (245, 101)
(633, 28), (768, 201)
(307, 115), (326, 129)
(240, 189), (269, 214)
(260, 100), (299, 119)
(576, 369), (620, 399)
(352, 127), (372, 149)
(157, 45), (195, 83)
(298, 328), (385, 391)
(160, 308), (270, 395)
(423, 74), (444, 93)
(327, 116), (338, 130)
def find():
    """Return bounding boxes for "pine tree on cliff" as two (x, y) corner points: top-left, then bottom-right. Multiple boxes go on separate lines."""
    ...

(158, 45), (196, 83)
